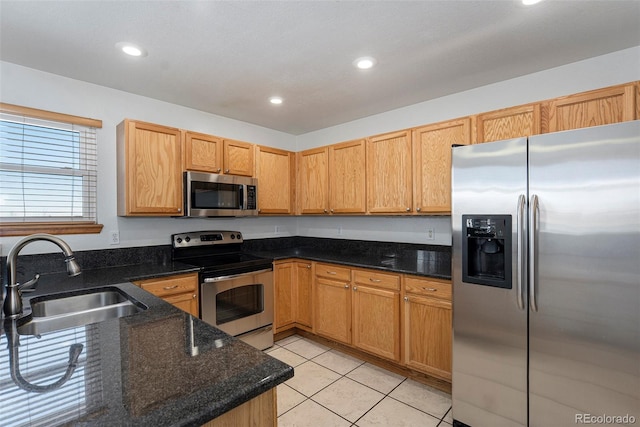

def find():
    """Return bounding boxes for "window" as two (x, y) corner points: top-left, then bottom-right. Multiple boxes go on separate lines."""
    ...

(0, 103), (103, 236)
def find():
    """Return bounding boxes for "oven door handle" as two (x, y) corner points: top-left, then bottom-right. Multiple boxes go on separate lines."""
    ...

(203, 268), (273, 282)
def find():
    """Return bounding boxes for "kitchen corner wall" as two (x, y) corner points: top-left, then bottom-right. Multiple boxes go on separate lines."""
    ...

(1, 45), (639, 256)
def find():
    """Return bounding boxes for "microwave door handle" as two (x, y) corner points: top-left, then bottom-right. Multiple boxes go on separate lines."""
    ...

(242, 184), (247, 210)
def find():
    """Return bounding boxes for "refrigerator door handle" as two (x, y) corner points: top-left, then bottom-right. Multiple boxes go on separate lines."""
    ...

(516, 194), (526, 310)
(529, 194), (539, 312)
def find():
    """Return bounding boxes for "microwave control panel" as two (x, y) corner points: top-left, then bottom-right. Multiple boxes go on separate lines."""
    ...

(246, 185), (257, 210)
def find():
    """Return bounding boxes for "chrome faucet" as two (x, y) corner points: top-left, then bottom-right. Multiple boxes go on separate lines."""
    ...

(3, 233), (81, 319)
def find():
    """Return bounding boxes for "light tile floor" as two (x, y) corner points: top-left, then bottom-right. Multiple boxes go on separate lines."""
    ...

(266, 334), (453, 427)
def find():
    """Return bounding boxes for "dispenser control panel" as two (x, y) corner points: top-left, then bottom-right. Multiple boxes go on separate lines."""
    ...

(462, 215), (512, 289)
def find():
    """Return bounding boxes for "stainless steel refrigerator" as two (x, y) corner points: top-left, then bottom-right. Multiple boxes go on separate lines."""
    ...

(451, 120), (640, 427)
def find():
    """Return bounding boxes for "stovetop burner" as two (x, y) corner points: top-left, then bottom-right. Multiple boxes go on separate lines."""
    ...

(171, 230), (273, 277)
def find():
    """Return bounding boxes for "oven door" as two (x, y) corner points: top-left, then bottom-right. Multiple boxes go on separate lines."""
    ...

(200, 268), (273, 348)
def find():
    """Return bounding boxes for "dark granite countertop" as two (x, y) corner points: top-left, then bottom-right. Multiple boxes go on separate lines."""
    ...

(250, 246), (452, 280)
(1, 267), (293, 427)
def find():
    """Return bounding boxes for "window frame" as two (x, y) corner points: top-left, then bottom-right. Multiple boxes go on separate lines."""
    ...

(0, 103), (104, 236)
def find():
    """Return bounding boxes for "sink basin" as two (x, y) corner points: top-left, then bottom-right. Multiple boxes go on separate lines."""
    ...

(17, 287), (147, 335)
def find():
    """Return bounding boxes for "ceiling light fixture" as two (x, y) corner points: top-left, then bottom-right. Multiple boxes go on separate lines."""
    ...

(116, 42), (148, 57)
(269, 96), (283, 105)
(354, 57), (377, 70)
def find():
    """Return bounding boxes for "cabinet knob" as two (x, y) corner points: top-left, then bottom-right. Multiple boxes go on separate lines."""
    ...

(406, 207), (410, 212)
(323, 209), (328, 214)
(404, 296), (409, 302)
(216, 168), (221, 173)
(344, 285), (349, 289)
(416, 207), (421, 212)
(306, 265), (311, 269)
(225, 169), (230, 173)
(330, 209), (334, 213)
(353, 286), (358, 291)
(193, 294), (197, 299)
(177, 208), (182, 212)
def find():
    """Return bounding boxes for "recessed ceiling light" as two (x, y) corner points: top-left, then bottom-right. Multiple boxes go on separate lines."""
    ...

(522, 0), (543, 5)
(116, 42), (147, 57)
(354, 57), (377, 70)
(269, 96), (283, 105)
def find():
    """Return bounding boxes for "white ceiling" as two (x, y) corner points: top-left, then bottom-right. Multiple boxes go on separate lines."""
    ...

(1, 1), (639, 135)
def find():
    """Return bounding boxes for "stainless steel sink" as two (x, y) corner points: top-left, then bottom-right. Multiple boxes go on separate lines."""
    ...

(17, 287), (147, 335)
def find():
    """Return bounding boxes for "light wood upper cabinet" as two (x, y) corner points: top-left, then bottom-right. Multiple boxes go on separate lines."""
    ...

(329, 139), (366, 214)
(297, 147), (329, 214)
(255, 146), (295, 214)
(117, 119), (183, 216)
(352, 268), (401, 362)
(134, 273), (199, 317)
(223, 138), (254, 176)
(366, 130), (413, 214)
(413, 118), (471, 214)
(546, 83), (636, 132)
(474, 104), (541, 144)
(402, 275), (452, 380)
(183, 130), (223, 173)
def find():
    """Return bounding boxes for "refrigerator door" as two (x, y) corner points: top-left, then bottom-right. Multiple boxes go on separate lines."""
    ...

(452, 138), (528, 427)
(528, 121), (640, 426)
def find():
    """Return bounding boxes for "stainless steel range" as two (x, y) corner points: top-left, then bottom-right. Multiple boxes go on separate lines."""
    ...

(171, 231), (274, 350)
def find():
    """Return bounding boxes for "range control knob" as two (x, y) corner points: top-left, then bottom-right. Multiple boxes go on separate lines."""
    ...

(176, 238), (183, 244)
(236, 233), (242, 239)
(185, 236), (191, 242)
(230, 234), (236, 239)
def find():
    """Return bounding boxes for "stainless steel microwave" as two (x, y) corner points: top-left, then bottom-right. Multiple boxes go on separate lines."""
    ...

(184, 171), (258, 217)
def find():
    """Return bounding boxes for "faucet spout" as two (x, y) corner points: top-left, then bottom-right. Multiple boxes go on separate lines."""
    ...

(3, 233), (82, 319)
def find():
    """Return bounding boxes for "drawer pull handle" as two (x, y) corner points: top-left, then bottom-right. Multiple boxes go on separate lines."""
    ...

(422, 287), (437, 292)
(327, 271), (337, 275)
(163, 285), (179, 290)
(369, 278), (382, 283)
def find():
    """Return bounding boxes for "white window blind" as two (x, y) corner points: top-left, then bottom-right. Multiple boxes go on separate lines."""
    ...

(0, 112), (98, 223)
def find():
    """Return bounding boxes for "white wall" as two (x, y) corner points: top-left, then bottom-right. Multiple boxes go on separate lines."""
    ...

(1, 46), (639, 255)
(294, 46), (640, 246)
(0, 61), (298, 255)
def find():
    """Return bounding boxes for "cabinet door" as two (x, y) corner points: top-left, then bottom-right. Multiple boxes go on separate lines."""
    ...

(474, 104), (541, 144)
(413, 119), (471, 214)
(183, 131), (223, 173)
(164, 292), (198, 317)
(352, 284), (400, 361)
(223, 139), (254, 176)
(547, 83), (636, 132)
(403, 294), (452, 380)
(315, 277), (351, 344)
(294, 261), (313, 329)
(329, 139), (366, 214)
(297, 147), (329, 214)
(255, 146), (295, 214)
(274, 262), (295, 332)
(366, 130), (413, 214)
(118, 120), (183, 216)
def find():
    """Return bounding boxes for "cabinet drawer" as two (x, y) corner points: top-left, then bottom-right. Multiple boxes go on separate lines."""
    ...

(353, 269), (400, 291)
(404, 276), (451, 301)
(135, 273), (198, 298)
(315, 263), (351, 281)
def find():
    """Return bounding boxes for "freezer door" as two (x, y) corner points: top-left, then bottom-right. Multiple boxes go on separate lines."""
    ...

(452, 138), (528, 427)
(528, 121), (640, 426)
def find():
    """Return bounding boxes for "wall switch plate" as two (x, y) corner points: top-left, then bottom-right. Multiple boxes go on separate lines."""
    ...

(110, 230), (120, 245)
(426, 227), (435, 240)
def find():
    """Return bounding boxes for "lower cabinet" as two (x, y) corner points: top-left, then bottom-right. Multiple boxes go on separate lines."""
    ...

(402, 276), (452, 380)
(274, 260), (313, 333)
(133, 273), (199, 317)
(315, 276), (352, 345)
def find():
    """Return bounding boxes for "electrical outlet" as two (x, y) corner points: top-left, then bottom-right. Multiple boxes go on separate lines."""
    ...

(337, 225), (343, 235)
(426, 227), (435, 240)
(110, 230), (120, 245)
(274, 225), (280, 234)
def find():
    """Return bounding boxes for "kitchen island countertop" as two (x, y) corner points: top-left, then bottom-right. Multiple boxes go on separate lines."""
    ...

(0, 264), (293, 427)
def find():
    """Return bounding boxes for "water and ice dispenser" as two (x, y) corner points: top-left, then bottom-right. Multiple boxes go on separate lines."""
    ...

(462, 215), (512, 289)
